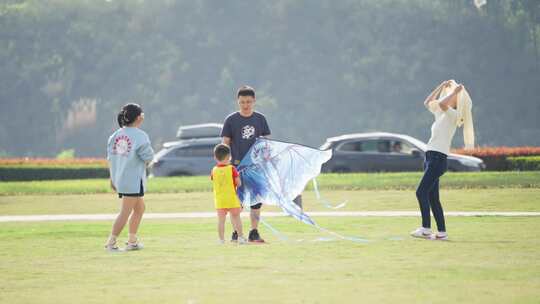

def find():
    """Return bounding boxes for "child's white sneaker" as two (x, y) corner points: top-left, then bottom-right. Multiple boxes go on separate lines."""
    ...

(125, 242), (144, 251)
(218, 239), (225, 245)
(237, 236), (247, 245)
(410, 227), (432, 239)
(430, 232), (448, 241)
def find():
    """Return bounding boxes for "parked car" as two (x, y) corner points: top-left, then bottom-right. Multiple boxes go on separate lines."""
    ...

(320, 132), (485, 172)
(149, 123), (222, 177)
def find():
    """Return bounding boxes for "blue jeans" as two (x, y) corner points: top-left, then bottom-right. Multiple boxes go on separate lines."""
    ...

(416, 151), (447, 232)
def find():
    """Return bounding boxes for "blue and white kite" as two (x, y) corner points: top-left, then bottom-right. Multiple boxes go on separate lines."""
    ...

(237, 138), (366, 243)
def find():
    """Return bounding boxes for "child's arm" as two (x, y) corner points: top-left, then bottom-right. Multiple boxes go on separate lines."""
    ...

(232, 166), (241, 187)
(235, 176), (242, 187)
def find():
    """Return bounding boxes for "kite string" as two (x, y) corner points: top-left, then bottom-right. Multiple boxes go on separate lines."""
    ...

(312, 178), (348, 209)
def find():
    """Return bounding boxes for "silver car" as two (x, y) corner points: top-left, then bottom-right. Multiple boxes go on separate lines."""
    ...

(320, 132), (485, 172)
(149, 123), (225, 177)
(149, 137), (221, 177)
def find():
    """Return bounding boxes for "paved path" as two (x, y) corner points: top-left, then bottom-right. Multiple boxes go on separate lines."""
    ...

(1, 211), (539, 222)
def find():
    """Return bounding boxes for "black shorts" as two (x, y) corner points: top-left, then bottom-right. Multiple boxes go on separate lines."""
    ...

(118, 180), (144, 198)
(251, 203), (262, 210)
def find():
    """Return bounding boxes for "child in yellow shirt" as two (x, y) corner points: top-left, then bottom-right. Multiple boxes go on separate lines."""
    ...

(211, 144), (246, 244)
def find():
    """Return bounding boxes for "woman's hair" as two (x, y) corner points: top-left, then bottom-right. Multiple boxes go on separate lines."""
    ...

(117, 103), (143, 127)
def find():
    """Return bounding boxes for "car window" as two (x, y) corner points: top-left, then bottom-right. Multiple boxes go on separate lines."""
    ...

(390, 140), (416, 155)
(174, 145), (214, 157)
(338, 139), (381, 152)
(338, 141), (362, 152)
(376, 140), (391, 153)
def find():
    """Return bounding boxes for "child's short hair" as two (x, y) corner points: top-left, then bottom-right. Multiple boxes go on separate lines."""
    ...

(237, 85), (255, 98)
(214, 144), (231, 161)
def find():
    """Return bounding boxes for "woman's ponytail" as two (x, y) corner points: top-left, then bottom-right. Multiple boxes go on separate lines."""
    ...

(117, 103), (143, 127)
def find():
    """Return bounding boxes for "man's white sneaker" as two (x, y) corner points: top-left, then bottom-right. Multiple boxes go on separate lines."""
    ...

(237, 236), (247, 245)
(430, 232), (448, 241)
(410, 227), (432, 239)
(125, 242), (144, 251)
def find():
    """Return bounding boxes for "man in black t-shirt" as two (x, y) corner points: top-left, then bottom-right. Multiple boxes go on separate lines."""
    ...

(221, 85), (270, 243)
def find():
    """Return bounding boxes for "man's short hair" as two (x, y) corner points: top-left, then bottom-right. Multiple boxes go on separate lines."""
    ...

(214, 144), (231, 161)
(237, 85), (255, 98)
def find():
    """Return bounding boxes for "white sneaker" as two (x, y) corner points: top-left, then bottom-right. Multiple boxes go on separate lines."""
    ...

(410, 227), (432, 239)
(125, 242), (144, 251)
(104, 243), (122, 252)
(218, 239), (225, 245)
(237, 236), (247, 245)
(430, 232), (448, 241)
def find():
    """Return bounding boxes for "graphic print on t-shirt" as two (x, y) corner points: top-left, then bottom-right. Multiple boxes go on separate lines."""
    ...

(112, 135), (132, 156)
(242, 125), (255, 139)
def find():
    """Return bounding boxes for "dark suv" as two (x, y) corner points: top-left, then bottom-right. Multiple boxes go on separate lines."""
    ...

(320, 132), (485, 172)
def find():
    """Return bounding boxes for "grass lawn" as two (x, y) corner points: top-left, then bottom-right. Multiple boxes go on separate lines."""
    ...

(1, 217), (539, 304)
(1, 171), (539, 303)
(0, 188), (539, 215)
(1, 171), (539, 195)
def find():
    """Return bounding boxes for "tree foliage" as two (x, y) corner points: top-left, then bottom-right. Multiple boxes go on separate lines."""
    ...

(0, 0), (539, 156)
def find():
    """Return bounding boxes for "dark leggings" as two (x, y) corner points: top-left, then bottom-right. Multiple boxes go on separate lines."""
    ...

(416, 151), (447, 232)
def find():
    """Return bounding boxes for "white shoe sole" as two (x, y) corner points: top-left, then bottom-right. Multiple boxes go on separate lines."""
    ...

(430, 236), (449, 241)
(410, 233), (432, 239)
(125, 243), (144, 251)
(105, 246), (124, 252)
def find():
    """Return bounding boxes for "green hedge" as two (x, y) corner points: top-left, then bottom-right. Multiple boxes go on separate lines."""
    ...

(507, 156), (540, 171)
(0, 167), (109, 181)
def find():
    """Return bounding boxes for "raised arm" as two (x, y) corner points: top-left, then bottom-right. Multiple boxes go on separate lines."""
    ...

(423, 81), (449, 107)
(437, 84), (463, 112)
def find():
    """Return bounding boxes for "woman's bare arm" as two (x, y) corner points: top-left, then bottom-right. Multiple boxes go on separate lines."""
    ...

(437, 84), (463, 111)
(423, 81), (448, 106)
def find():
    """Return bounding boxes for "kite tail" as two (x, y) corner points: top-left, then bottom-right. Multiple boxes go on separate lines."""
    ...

(314, 224), (369, 243)
(312, 178), (348, 209)
(259, 217), (289, 241)
(277, 198), (369, 243)
(244, 202), (290, 242)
